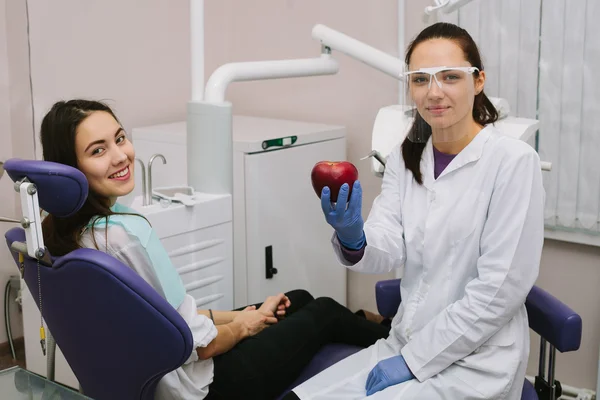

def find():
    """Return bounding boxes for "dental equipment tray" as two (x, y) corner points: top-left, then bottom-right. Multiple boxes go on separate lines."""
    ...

(152, 186), (195, 200)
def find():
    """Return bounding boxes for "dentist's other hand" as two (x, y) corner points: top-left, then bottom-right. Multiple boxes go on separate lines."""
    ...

(365, 355), (415, 396)
(320, 181), (365, 250)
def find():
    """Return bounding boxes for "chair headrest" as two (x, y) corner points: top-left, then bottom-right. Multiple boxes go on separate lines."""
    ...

(4, 159), (88, 217)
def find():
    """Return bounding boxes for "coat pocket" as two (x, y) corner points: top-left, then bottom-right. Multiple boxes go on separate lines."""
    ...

(449, 188), (486, 244)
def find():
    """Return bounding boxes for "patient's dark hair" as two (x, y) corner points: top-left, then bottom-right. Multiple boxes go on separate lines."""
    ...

(401, 22), (498, 184)
(40, 100), (140, 256)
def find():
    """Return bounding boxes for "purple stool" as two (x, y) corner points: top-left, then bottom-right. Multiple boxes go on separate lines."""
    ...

(373, 279), (582, 400)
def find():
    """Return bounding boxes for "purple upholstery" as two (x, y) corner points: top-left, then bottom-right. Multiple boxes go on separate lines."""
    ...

(276, 343), (363, 400)
(375, 279), (583, 354)
(5, 227), (193, 400)
(526, 286), (582, 352)
(4, 159), (88, 217)
(376, 278), (401, 318)
(522, 379), (538, 400)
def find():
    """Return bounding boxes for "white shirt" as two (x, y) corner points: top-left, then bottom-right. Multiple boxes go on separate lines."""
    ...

(80, 224), (218, 400)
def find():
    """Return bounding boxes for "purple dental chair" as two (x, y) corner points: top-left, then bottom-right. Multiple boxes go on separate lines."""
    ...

(2, 158), (362, 400)
(3, 159), (583, 400)
(3, 158), (193, 400)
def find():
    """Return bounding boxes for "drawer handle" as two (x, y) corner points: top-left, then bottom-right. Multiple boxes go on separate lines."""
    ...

(266, 246), (278, 279)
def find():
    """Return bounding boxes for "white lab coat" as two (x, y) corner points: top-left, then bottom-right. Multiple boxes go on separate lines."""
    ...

(294, 125), (545, 400)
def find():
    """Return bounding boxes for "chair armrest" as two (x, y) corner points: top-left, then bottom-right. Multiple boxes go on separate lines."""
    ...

(375, 279), (401, 319)
(526, 286), (582, 352)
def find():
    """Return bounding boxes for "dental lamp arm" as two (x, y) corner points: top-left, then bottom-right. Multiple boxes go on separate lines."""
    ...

(424, 0), (477, 15)
(204, 55), (339, 103)
(311, 24), (404, 80)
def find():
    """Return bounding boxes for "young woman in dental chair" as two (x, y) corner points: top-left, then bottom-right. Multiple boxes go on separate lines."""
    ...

(38, 99), (390, 400)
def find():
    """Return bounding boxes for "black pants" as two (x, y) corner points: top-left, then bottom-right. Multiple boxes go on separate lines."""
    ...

(205, 290), (390, 400)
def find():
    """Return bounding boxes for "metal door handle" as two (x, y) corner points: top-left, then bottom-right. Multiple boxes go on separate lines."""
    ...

(266, 246), (278, 279)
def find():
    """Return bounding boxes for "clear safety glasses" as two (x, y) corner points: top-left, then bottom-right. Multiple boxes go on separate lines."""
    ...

(401, 66), (479, 143)
(402, 66), (479, 91)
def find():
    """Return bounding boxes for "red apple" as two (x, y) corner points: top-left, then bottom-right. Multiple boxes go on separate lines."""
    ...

(311, 161), (359, 202)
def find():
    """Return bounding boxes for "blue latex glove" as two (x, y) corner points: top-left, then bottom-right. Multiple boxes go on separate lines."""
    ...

(365, 355), (415, 396)
(320, 181), (365, 250)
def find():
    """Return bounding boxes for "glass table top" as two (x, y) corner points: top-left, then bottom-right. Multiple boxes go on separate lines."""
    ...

(0, 367), (91, 399)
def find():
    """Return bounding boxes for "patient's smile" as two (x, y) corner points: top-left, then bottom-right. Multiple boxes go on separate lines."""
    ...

(109, 166), (131, 180)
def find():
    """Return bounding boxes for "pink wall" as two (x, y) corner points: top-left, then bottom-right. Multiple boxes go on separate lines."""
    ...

(26, 0), (192, 159)
(0, 0), (193, 345)
(0, 0), (21, 343)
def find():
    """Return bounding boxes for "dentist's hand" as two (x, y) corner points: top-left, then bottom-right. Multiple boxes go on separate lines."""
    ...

(365, 355), (415, 396)
(320, 181), (365, 250)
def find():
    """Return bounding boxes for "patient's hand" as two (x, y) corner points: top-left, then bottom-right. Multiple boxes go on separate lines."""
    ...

(233, 306), (277, 338)
(259, 293), (291, 319)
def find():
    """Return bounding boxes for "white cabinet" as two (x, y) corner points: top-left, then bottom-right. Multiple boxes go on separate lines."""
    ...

(239, 135), (347, 307)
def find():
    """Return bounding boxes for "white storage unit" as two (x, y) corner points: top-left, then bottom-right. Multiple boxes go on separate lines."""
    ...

(132, 116), (348, 308)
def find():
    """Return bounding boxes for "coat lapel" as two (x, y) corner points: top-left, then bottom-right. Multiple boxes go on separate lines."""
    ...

(435, 126), (493, 180)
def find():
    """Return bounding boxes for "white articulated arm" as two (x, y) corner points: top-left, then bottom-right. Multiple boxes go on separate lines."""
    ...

(18, 182), (45, 260)
(0, 175), (46, 261)
(424, 0), (478, 15)
(311, 24), (404, 80)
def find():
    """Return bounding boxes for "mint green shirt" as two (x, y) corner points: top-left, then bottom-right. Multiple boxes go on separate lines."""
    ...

(82, 203), (186, 309)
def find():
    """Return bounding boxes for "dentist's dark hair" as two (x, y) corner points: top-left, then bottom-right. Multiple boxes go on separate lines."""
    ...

(401, 22), (498, 184)
(39, 99), (139, 256)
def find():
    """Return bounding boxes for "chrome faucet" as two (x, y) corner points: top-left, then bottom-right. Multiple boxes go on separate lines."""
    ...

(148, 154), (167, 204)
(135, 158), (148, 206)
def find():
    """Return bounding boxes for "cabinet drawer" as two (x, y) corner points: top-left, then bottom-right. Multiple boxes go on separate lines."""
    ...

(159, 223), (233, 309)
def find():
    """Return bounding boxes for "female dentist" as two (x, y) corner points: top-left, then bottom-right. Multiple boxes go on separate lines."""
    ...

(287, 22), (545, 400)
